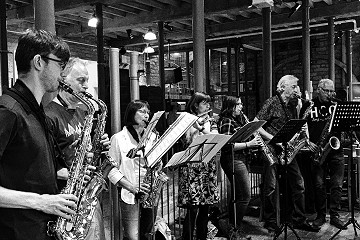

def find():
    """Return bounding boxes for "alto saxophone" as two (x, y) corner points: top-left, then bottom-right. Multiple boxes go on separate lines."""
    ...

(48, 80), (96, 240)
(240, 111), (278, 165)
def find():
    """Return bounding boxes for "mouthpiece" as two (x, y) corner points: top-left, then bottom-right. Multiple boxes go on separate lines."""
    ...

(197, 109), (212, 117)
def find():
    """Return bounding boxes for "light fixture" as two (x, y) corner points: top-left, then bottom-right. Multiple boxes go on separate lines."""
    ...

(126, 29), (134, 39)
(144, 29), (157, 40)
(164, 22), (174, 31)
(88, 11), (98, 28)
(119, 47), (126, 55)
(143, 44), (155, 54)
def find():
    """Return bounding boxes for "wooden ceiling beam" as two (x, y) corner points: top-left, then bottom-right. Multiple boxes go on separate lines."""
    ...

(208, 1), (360, 36)
(110, 4), (140, 15)
(121, 2), (153, 12)
(133, 0), (167, 10)
(156, 0), (181, 7)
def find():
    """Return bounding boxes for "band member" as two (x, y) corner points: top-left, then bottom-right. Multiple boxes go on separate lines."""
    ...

(45, 57), (110, 239)
(300, 79), (346, 230)
(218, 95), (263, 240)
(255, 75), (319, 233)
(0, 29), (78, 240)
(108, 100), (155, 240)
(177, 92), (219, 240)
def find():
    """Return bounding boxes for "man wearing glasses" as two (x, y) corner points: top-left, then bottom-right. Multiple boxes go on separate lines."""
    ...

(301, 79), (346, 230)
(0, 29), (78, 240)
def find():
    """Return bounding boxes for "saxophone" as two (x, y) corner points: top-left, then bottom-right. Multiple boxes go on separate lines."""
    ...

(281, 99), (314, 164)
(313, 105), (340, 165)
(140, 160), (169, 208)
(240, 111), (278, 165)
(48, 80), (96, 240)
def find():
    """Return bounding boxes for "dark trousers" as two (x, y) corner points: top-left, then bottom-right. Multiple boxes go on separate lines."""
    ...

(182, 205), (209, 240)
(220, 154), (251, 229)
(312, 149), (345, 219)
(262, 158), (307, 225)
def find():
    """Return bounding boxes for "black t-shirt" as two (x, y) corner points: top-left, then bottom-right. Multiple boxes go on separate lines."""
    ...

(45, 100), (86, 190)
(302, 97), (338, 143)
(0, 80), (57, 240)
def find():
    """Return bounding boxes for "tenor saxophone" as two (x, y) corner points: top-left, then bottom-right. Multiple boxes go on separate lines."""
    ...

(48, 80), (96, 240)
(280, 98), (314, 164)
(313, 106), (340, 165)
(240, 111), (278, 165)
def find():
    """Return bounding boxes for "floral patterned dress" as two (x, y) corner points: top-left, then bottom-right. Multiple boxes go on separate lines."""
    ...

(177, 118), (219, 207)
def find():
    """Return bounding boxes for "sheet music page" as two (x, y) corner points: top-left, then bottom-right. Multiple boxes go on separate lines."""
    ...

(165, 150), (187, 168)
(188, 134), (231, 164)
(145, 112), (198, 168)
(165, 134), (231, 168)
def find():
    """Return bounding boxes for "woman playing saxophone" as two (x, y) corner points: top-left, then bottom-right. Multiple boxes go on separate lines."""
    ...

(108, 100), (156, 240)
(218, 95), (263, 239)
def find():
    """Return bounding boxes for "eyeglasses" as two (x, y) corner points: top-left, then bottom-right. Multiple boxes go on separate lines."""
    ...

(319, 87), (335, 94)
(138, 109), (150, 115)
(41, 56), (66, 70)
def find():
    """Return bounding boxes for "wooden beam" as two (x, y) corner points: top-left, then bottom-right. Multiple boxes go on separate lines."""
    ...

(156, 0), (181, 7)
(121, 2), (153, 12)
(208, 1), (360, 36)
(133, 0), (167, 10)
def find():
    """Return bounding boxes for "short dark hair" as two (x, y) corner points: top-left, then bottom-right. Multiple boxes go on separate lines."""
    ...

(124, 100), (150, 126)
(15, 29), (70, 74)
(220, 95), (239, 118)
(185, 92), (211, 115)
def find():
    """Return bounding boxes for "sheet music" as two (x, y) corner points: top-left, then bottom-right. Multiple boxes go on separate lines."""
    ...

(145, 112), (198, 168)
(165, 134), (231, 168)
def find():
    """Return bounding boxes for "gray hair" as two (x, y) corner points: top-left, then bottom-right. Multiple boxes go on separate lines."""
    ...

(61, 57), (86, 77)
(317, 79), (334, 89)
(276, 75), (299, 92)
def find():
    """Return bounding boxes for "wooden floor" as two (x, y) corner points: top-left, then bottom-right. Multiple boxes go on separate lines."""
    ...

(211, 211), (360, 240)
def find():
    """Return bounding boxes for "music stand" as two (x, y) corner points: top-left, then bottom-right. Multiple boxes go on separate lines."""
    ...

(269, 119), (307, 240)
(165, 121), (265, 240)
(328, 102), (360, 240)
(227, 120), (266, 234)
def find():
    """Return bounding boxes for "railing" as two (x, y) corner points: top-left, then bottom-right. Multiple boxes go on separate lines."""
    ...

(156, 153), (263, 239)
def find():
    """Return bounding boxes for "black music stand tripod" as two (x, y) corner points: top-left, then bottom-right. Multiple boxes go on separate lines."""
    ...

(328, 102), (360, 240)
(270, 119), (307, 240)
(227, 120), (266, 235)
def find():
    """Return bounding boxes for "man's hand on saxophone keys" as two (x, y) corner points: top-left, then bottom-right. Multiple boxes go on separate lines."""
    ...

(83, 152), (96, 184)
(100, 133), (111, 151)
(38, 194), (78, 220)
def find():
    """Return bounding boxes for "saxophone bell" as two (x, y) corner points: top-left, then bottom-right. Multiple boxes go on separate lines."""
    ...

(329, 136), (341, 150)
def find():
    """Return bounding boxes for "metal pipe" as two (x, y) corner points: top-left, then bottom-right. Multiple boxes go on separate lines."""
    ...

(192, 0), (205, 92)
(130, 51), (140, 100)
(149, 19), (357, 49)
(0, 0), (8, 94)
(158, 21), (165, 112)
(96, 3), (106, 102)
(262, 7), (272, 98)
(109, 47), (121, 240)
(302, 0), (311, 93)
(346, 30), (353, 100)
(328, 17), (335, 81)
(34, 0), (55, 34)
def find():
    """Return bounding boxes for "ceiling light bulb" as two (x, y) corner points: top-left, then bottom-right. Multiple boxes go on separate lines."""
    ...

(144, 45), (155, 54)
(144, 29), (157, 40)
(88, 17), (98, 28)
